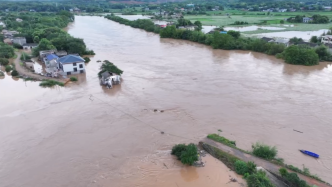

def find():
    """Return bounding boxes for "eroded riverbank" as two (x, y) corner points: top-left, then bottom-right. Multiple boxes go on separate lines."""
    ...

(0, 16), (332, 186)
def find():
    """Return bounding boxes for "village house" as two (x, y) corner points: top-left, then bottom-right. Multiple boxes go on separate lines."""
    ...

(303, 17), (313, 23)
(12, 37), (26, 46)
(0, 21), (5, 27)
(16, 18), (23, 22)
(3, 38), (12, 44)
(261, 37), (289, 46)
(321, 35), (332, 44)
(23, 43), (38, 50)
(323, 6), (331, 11)
(39, 50), (57, 60)
(45, 54), (59, 68)
(24, 59), (35, 71)
(58, 55), (86, 75)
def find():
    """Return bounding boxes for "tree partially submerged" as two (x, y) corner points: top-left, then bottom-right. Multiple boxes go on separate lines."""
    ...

(171, 143), (198, 165)
(98, 60), (123, 78)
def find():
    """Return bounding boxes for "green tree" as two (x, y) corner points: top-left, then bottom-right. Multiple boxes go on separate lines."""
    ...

(310, 36), (318, 43)
(252, 143), (277, 160)
(171, 143), (199, 166)
(5, 65), (12, 72)
(11, 70), (19, 76)
(193, 21), (202, 31)
(280, 20), (285, 24)
(0, 43), (15, 58)
(283, 45), (319, 66)
(33, 38), (56, 56)
(0, 58), (9, 66)
(98, 60), (123, 77)
(315, 45), (330, 60)
(227, 30), (241, 39)
(33, 36), (40, 43)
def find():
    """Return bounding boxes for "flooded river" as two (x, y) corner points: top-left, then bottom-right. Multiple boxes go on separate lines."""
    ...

(1, 16), (332, 186)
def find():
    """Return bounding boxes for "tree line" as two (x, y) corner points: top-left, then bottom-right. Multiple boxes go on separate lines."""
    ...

(105, 15), (332, 66)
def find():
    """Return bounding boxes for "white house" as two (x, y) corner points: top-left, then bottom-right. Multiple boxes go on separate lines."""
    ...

(58, 55), (86, 75)
(23, 43), (38, 50)
(321, 35), (332, 44)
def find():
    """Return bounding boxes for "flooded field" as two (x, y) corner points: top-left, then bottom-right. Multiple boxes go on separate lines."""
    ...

(253, 29), (329, 40)
(224, 25), (286, 32)
(1, 16), (332, 187)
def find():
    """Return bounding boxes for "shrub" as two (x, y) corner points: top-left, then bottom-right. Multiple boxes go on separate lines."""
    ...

(171, 143), (198, 165)
(0, 71), (4, 77)
(5, 65), (12, 72)
(235, 160), (248, 175)
(246, 170), (274, 187)
(247, 161), (257, 174)
(11, 70), (19, 76)
(39, 80), (64, 87)
(70, 77), (78, 81)
(283, 45), (319, 66)
(171, 144), (187, 158)
(0, 58), (9, 66)
(207, 134), (236, 147)
(84, 57), (91, 63)
(20, 52), (31, 61)
(252, 142), (277, 160)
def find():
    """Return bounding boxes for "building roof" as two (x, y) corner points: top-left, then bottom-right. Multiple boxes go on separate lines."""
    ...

(274, 38), (289, 44)
(46, 54), (59, 61)
(23, 43), (38, 47)
(297, 41), (318, 47)
(58, 55), (85, 64)
(261, 37), (274, 42)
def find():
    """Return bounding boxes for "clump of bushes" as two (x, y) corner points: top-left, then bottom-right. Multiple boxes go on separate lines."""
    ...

(207, 134), (236, 147)
(0, 71), (4, 77)
(70, 77), (78, 81)
(83, 57), (91, 63)
(5, 65), (12, 72)
(235, 160), (257, 175)
(0, 58), (9, 66)
(171, 143), (198, 165)
(247, 170), (274, 187)
(252, 142), (277, 160)
(279, 168), (308, 187)
(39, 80), (64, 87)
(11, 70), (19, 76)
(20, 52), (32, 61)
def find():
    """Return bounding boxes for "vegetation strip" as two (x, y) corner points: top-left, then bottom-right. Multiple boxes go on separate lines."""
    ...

(105, 15), (332, 66)
(206, 134), (329, 185)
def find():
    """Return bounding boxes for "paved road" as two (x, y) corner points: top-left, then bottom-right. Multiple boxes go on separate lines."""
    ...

(201, 138), (330, 187)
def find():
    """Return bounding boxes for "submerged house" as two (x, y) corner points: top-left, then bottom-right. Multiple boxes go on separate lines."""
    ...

(23, 43), (38, 50)
(58, 55), (85, 75)
(45, 54), (59, 68)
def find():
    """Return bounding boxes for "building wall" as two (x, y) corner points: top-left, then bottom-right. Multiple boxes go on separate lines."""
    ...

(62, 62), (85, 74)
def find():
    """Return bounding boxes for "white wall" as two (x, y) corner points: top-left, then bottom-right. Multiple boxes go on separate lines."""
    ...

(62, 62), (85, 74)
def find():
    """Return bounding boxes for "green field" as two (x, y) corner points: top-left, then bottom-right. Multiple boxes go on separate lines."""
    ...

(184, 10), (332, 34)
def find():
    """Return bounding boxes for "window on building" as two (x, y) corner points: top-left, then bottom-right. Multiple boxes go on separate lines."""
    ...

(73, 63), (77, 66)
(67, 72), (71, 75)
(80, 70), (84, 73)
(79, 64), (83, 68)
(74, 68), (77, 72)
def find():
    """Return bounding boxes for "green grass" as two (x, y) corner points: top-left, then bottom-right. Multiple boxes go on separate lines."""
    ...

(70, 77), (78, 82)
(39, 80), (64, 87)
(207, 134), (236, 147)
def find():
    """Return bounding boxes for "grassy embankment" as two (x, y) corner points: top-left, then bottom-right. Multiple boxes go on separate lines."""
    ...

(207, 134), (327, 184)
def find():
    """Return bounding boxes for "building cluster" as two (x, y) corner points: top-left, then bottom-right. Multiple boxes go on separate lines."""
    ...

(1, 29), (38, 49)
(39, 50), (86, 77)
(261, 37), (332, 53)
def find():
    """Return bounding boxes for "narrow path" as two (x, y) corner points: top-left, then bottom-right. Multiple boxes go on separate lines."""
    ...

(12, 51), (66, 82)
(201, 138), (330, 187)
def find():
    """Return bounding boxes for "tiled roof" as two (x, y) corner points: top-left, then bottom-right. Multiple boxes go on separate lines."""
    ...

(58, 55), (85, 64)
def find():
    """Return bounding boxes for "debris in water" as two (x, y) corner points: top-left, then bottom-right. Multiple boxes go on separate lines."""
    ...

(161, 131), (164, 134)
(293, 129), (303, 133)
(160, 110), (164, 113)
(154, 109), (158, 112)
(163, 163), (168, 169)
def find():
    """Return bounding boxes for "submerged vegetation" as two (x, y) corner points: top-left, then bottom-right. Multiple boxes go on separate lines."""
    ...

(171, 143), (199, 165)
(39, 80), (64, 87)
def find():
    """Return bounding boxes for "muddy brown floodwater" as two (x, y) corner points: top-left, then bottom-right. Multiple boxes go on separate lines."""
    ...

(1, 16), (332, 187)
